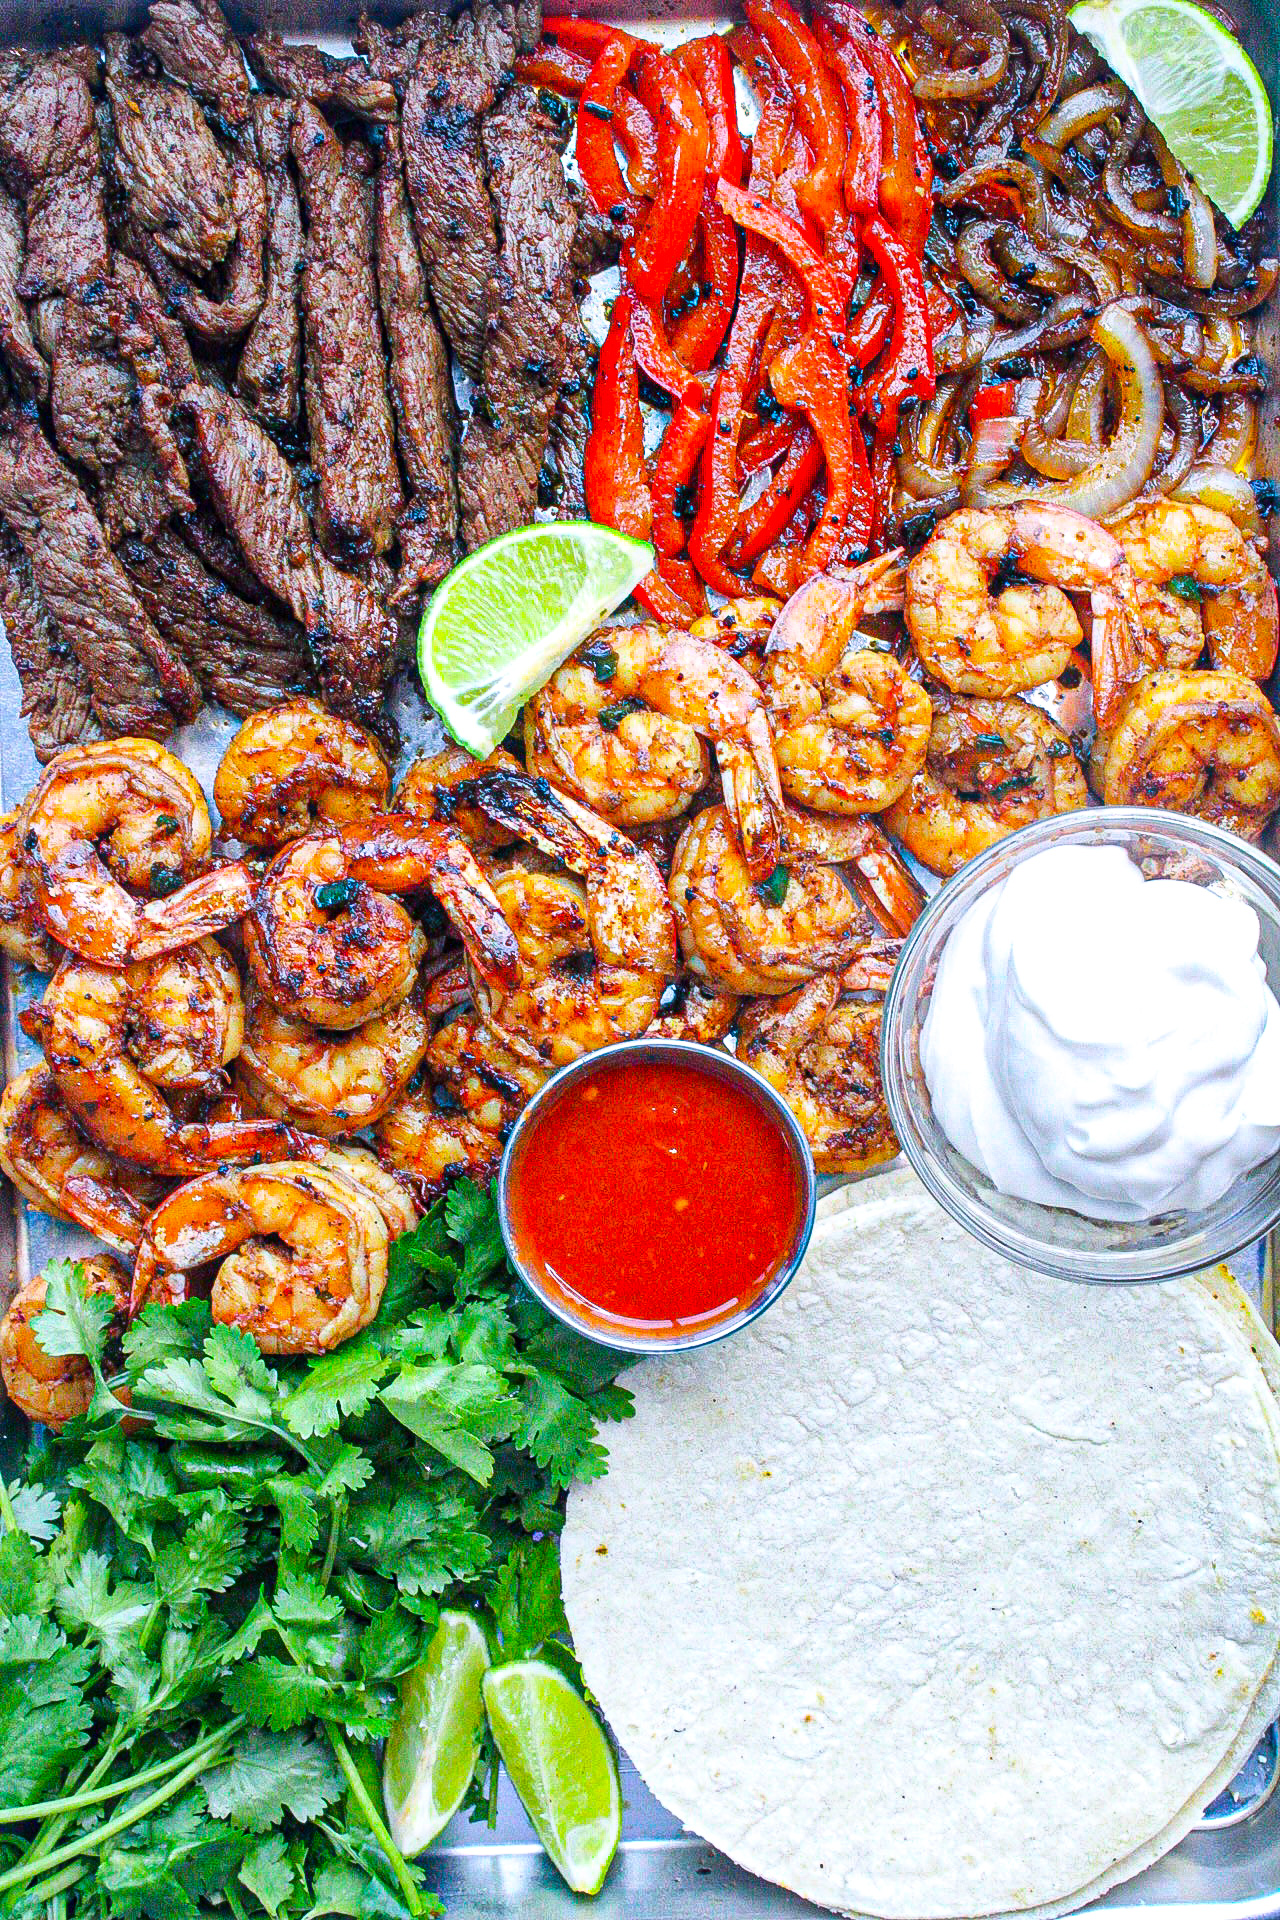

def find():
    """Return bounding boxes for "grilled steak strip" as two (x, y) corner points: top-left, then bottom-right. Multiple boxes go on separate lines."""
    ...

(248, 33), (397, 122)
(108, 268), (398, 733)
(121, 527), (315, 715)
(361, 4), (520, 382)
(141, 0), (250, 130)
(291, 102), (402, 561)
(0, 522), (99, 760)
(104, 34), (235, 278)
(0, 183), (46, 397)
(0, 48), (109, 302)
(549, 317), (594, 519)
(178, 506), (268, 604)
(135, 141), (266, 343)
(0, 408), (198, 737)
(375, 125), (457, 603)
(237, 98), (302, 431)
(458, 86), (578, 550)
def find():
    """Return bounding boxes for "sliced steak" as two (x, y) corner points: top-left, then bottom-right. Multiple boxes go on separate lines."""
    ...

(136, 141), (266, 343)
(291, 102), (402, 560)
(375, 125), (457, 603)
(458, 86), (578, 549)
(0, 408), (197, 737)
(247, 32), (397, 122)
(178, 505), (268, 604)
(104, 34), (235, 279)
(236, 98), (302, 431)
(121, 526), (315, 715)
(550, 317), (595, 519)
(361, 4), (519, 381)
(141, 0), (251, 130)
(0, 48), (109, 301)
(0, 522), (99, 761)
(0, 182), (46, 397)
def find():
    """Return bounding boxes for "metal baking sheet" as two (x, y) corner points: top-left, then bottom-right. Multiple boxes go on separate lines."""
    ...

(2, 0), (1280, 1906)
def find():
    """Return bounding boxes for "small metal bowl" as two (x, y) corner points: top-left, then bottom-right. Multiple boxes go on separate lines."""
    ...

(497, 1037), (817, 1355)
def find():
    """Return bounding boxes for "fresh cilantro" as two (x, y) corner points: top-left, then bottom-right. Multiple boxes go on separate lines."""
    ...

(237, 1832), (298, 1917)
(201, 1729), (342, 1831)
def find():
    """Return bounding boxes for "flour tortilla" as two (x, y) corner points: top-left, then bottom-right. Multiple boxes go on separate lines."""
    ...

(562, 1174), (1280, 1920)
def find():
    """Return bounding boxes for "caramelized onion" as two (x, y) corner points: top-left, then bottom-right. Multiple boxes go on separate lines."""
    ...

(1172, 464), (1262, 533)
(1034, 79), (1123, 146)
(910, 0), (1009, 96)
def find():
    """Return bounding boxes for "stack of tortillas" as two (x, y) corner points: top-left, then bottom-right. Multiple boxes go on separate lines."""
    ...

(562, 1171), (1280, 1920)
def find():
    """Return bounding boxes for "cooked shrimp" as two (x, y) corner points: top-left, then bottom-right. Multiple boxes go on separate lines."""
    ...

(762, 555), (930, 814)
(455, 770), (678, 1066)
(1, 1256), (128, 1428)
(1110, 499), (1279, 682)
(689, 595), (782, 675)
(320, 1145), (419, 1238)
(18, 739), (253, 966)
(0, 1064), (164, 1254)
(38, 943), (318, 1174)
(782, 807), (926, 937)
(905, 506), (1144, 726)
(130, 1158), (393, 1352)
(669, 804), (875, 996)
(1099, 668), (1280, 839)
(378, 1096), (507, 1199)
(737, 948), (900, 1174)
(525, 625), (784, 874)
(0, 810), (58, 971)
(238, 986), (431, 1136)
(243, 814), (517, 1031)
(213, 698), (391, 846)
(646, 975), (740, 1043)
(394, 745), (522, 851)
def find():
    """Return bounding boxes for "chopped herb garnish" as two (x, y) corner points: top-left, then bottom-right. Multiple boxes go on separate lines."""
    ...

(1166, 574), (1203, 601)
(148, 865), (184, 897)
(973, 732), (1008, 752)
(315, 877), (361, 910)
(598, 696), (647, 731)
(757, 863), (790, 907)
(582, 639), (618, 684)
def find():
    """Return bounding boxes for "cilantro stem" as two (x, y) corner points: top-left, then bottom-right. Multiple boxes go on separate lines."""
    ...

(0, 1718), (243, 1895)
(0, 1474), (18, 1535)
(23, 1727), (125, 1867)
(320, 1493), (345, 1589)
(0, 1722), (234, 1825)
(326, 1725), (423, 1917)
(12, 1862), (83, 1907)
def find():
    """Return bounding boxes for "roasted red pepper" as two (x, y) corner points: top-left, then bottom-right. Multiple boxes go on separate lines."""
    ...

(584, 295), (650, 541)
(812, 20), (880, 216)
(744, 0), (847, 236)
(671, 195), (739, 371)
(545, 17), (637, 57)
(738, 411), (796, 475)
(863, 27), (933, 256)
(716, 180), (847, 340)
(680, 35), (745, 187)
(652, 399), (710, 557)
(860, 210), (935, 435)
(653, 551), (708, 615)
(729, 423), (822, 563)
(630, 291), (705, 404)
(630, 51), (709, 301)
(770, 327), (872, 571)
(847, 276), (893, 364)
(577, 36), (641, 223)
(689, 250), (779, 596)
(969, 379), (1017, 429)
(515, 41), (592, 93)
(516, 43), (658, 199)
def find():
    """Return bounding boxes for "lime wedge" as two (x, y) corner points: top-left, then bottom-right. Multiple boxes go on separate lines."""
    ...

(482, 1659), (622, 1895)
(1069, 0), (1272, 227)
(419, 522), (654, 756)
(382, 1609), (491, 1856)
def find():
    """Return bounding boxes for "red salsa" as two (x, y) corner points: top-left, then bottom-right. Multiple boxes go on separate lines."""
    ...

(504, 1053), (808, 1337)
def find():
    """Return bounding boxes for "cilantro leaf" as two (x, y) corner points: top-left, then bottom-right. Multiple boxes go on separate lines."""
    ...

(202, 1728), (342, 1831)
(512, 1369), (608, 1487)
(268, 1475), (320, 1555)
(6, 1477), (60, 1544)
(30, 1258), (115, 1365)
(0, 1614), (94, 1802)
(280, 1334), (387, 1440)
(224, 1657), (332, 1733)
(490, 1535), (570, 1663)
(154, 1505), (247, 1623)
(123, 1298), (213, 1375)
(443, 1183), (505, 1292)
(238, 1832), (297, 1917)
(345, 1486), (490, 1598)
(357, 1605), (428, 1683)
(95, 1789), (247, 1920)
(380, 1362), (519, 1483)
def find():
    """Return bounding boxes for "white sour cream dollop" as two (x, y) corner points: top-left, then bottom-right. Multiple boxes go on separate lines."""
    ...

(920, 843), (1280, 1220)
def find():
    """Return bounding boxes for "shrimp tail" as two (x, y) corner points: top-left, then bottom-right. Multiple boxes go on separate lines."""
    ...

(60, 1169), (150, 1254)
(131, 865), (256, 962)
(718, 712), (786, 881)
(1090, 583), (1146, 732)
(171, 1119), (327, 1173)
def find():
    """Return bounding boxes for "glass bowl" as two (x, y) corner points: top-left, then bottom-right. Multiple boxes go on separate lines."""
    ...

(880, 807), (1280, 1283)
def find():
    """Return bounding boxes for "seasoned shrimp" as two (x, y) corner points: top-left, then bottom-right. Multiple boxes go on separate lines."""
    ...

(244, 814), (517, 1030)
(737, 947), (900, 1174)
(1, 1256), (128, 1427)
(38, 943), (318, 1174)
(1099, 668), (1280, 839)
(1110, 500), (1279, 682)
(762, 556), (931, 814)
(0, 810), (58, 971)
(782, 807), (925, 937)
(239, 986), (431, 1136)
(882, 693), (1088, 877)
(905, 506), (1144, 726)
(669, 805), (876, 996)
(213, 698), (391, 846)
(0, 1064), (164, 1254)
(131, 1157), (395, 1352)
(18, 739), (253, 966)
(395, 745), (523, 851)
(378, 1097), (507, 1198)
(455, 770), (678, 1066)
(689, 595), (782, 675)
(320, 1145), (419, 1238)
(525, 625), (785, 874)
(646, 975), (740, 1043)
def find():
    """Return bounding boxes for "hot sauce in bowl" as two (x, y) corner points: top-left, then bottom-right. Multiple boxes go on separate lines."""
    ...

(498, 1040), (816, 1352)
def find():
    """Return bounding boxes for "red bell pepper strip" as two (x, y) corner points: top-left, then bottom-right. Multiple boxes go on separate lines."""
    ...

(630, 52), (709, 302)
(847, 276), (893, 364)
(812, 20), (881, 216)
(655, 551), (709, 615)
(680, 35), (745, 187)
(716, 179), (847, 339)
(738, 412), (796, 475)
(688, 250), (778, 596)
(629, 290), (705, 404)
(859, 211), (935, 435)
(969, 379), (1018, 430)
(770, 327), (873, 574)
(516, 42), (592, 93)
(744, 0), (847, 236)
(652, 399), (710, 557)
(670, 194), (739, 371)
(584, 295), (650, 542)
(577, 36), (641, 223)
(515, 45), (658, 198)
(728, 423), (822, 564)
(545, 17), (638, 57)
(863, 28), (933, 256)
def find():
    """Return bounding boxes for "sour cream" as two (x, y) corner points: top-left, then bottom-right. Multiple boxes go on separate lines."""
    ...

(921, 844), (1280, 1220)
